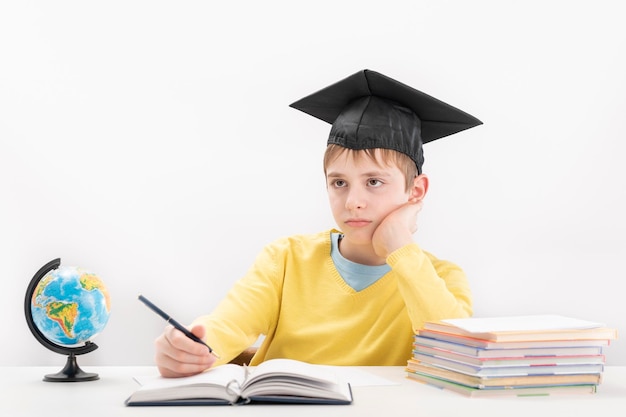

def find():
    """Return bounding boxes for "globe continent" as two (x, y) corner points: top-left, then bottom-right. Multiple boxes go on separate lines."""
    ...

(31, 266), (111, 347)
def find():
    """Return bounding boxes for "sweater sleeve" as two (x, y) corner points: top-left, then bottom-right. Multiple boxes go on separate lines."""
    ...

(191, 241), (285, 365)
(386, 243), (472, 332)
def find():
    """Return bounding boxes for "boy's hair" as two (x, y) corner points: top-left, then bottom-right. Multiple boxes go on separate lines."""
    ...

(323, 144), (418, 191)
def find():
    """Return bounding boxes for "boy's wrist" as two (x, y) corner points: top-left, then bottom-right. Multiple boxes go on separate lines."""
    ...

(386, 242), (422, 265)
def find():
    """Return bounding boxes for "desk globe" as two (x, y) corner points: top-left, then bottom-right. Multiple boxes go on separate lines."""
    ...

(24, 258), (111, 382)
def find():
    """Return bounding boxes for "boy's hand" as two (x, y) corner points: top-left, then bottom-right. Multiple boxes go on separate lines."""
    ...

(372, 199), (423, 259)
(155, 324), (217, 378)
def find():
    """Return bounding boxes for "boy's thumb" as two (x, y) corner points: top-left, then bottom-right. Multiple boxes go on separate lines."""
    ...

(190, 324), (206, 339)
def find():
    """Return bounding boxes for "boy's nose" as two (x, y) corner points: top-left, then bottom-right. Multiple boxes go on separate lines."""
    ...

(345, 189), (367, 210)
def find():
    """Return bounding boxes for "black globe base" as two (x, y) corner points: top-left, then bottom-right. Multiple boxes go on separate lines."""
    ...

(43, 353), (99, 382)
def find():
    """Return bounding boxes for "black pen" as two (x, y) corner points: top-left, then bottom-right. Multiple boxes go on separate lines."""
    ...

(138, 294), (220, 358)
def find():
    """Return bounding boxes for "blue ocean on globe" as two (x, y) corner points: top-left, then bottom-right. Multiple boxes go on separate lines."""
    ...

(30, 266), (111, 347)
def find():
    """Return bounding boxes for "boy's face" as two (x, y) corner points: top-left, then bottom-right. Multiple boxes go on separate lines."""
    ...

(325, 149), (413, 246)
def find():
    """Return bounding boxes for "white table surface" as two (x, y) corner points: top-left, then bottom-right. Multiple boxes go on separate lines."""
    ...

(2, 366), (625, 417)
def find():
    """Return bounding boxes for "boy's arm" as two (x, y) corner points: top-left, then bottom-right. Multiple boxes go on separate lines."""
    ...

(190, 243), (285, 366)
(373, 198), (471, 330)
(387, 243), (473, 332)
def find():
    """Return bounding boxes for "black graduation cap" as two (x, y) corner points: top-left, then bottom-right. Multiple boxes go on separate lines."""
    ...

(289, 69), (482, 173)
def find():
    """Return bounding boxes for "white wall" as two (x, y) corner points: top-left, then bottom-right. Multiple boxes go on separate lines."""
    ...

(2, 0), (624, 367)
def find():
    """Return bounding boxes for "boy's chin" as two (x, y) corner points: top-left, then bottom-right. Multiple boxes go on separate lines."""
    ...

(342, 229), (374, 245)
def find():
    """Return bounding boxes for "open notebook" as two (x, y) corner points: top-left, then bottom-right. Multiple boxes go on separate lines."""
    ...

(125, 358), (353, 406)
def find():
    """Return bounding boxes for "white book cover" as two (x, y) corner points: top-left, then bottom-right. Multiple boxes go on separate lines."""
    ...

(441, 315), (605, 333)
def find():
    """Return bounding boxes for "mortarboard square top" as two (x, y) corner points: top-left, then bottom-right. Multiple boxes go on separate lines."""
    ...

(289, 69), (482, 173)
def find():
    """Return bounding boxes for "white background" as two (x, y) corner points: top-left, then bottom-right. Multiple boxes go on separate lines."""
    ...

(1, 1), (624, 367)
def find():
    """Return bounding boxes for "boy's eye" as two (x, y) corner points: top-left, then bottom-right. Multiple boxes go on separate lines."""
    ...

(368, 179), (383, 187)
(333, 180), (347, 188)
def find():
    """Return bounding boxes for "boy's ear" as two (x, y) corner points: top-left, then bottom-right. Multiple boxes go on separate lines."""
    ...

(410, 174), (429, 201)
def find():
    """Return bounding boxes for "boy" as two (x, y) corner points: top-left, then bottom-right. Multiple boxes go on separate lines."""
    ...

(155, 69), (482, 377)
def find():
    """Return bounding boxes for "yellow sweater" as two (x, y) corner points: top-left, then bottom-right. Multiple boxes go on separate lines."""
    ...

(193, 229), (472, 366)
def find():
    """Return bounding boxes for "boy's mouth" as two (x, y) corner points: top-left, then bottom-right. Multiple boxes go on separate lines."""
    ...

(345, 219), (371, 228)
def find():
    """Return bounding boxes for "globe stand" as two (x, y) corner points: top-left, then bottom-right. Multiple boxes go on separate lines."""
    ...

(44, 352), (99, 382)
(24, 258), (102, 382)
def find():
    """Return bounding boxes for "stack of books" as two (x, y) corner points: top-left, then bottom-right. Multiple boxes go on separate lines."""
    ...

(407, 315), (617, 397)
